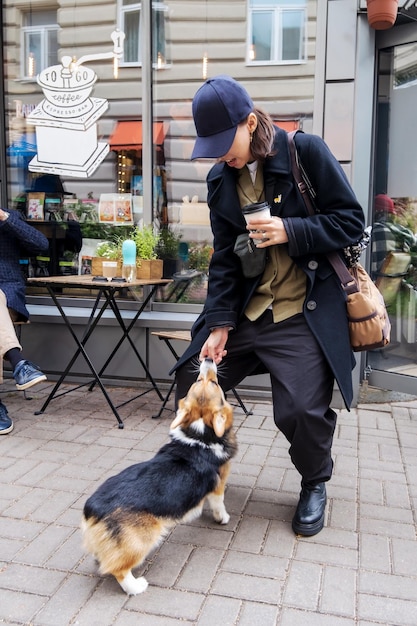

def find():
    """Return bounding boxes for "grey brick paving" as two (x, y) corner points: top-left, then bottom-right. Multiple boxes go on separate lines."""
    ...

(0, 383), (417, 625)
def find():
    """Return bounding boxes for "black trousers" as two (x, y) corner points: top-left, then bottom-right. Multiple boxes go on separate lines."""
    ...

(175, 311), (337, 484)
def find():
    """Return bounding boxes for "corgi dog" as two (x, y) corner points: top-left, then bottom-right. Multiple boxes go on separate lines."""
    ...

(81, 357), (237, 595)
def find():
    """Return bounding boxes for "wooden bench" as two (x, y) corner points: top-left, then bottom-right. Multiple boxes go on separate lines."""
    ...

(151, 329), (253, 418)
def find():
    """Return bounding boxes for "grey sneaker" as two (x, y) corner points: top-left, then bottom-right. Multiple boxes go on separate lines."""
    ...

(0, 401), (13, 434)
(13, 360), (47, 390)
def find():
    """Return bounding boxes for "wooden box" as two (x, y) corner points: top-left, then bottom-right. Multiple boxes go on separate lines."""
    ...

(91, 257), (122, 276)
(136, 259), (163, 280)
(91, 257), (163, 279)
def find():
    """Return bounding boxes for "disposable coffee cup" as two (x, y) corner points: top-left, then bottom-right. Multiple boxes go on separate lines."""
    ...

(242, 201), (271, 243)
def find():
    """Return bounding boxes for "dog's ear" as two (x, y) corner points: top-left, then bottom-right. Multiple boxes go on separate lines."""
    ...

(170, 407), (187, 430)
(213, 413), (227, 437)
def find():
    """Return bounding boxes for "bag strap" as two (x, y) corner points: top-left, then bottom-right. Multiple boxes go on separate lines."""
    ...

(287, 131), (358, 296)
(287, 130), (316, 214)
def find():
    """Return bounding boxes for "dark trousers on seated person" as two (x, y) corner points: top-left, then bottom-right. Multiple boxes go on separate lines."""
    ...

(175, 311), (337, 485)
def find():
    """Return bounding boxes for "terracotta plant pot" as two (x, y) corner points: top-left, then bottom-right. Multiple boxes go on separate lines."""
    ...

(367, 0), (398, 30)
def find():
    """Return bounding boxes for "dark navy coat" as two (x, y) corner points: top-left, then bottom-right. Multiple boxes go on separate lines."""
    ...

(173, 128), (366, 408)
(0, 209), (49, 320)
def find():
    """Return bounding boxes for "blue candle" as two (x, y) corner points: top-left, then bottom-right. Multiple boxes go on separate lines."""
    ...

(122, 239), (136, 265)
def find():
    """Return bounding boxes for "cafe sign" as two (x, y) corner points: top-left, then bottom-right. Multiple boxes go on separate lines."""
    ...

(27, 30), (125, 179)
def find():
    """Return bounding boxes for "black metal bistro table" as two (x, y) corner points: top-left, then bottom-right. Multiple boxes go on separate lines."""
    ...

(27, 274), (171, 428)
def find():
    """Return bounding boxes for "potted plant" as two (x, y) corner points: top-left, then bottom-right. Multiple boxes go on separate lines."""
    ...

(91, 240), (122, 275)
(188, 242), (213, 275)
(366, 0), (398, 29)
(130, 225), (163, 279)
(91, 226), (163, 279)
(156, 226), (183, 278)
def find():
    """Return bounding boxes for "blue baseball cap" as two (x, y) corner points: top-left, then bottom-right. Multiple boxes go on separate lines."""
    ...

(191, 75), (254, 160)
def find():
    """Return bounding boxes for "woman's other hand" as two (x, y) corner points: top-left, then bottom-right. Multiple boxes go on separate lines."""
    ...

(247, 216), (288, 247)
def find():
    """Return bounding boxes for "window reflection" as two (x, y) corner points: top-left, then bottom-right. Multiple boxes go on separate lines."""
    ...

(4, 0), (316, 308)
(22, 10), (59, 79)
(369, 43), (417, 378)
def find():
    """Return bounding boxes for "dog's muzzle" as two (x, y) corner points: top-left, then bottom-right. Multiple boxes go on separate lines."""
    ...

(199, 357), (217, 376)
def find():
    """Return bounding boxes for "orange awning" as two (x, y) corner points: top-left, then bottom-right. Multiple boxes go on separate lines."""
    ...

(273, 120), (300, 131)
(109, 121), (165, 151)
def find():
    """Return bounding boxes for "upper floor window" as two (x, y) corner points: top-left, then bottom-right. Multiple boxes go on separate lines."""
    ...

(247, 0), (306, 65)
(119, 1), (169, 68)
(21, 10), (59, 79)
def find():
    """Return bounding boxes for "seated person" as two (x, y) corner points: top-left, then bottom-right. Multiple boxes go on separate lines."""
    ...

(59, 210), (83, 267)
(371, 194), (417, 280)
(31, 174), (82, 274)
(0, 207), (49, 435)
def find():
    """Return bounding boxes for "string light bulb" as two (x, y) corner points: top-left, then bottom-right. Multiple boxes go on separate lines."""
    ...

(202, 0), (208, 79)
(202, 52), (208, 80)
(27, 2), (35, 77)
(28, 51), (35, 77)
(111, 29), (125, 80)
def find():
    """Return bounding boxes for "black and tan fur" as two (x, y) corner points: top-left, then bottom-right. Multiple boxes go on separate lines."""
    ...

(81, 358), (237, 595)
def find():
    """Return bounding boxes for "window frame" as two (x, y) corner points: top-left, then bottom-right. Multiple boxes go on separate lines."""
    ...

(118, 0), (169, 69)
(20, 12), (59, 80)
(247, 1), (307, 66)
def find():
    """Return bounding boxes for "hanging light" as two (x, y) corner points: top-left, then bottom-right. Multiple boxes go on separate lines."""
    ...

(113, 55), (119, 79)
(28, 51), (35, 78)
(202, 0), (209, 79)
(27, 2), (35, 77)
(157, 52), (164, 70)
(249, 44), (256, 61)
(202, 52), (208, 80)
(111, 29), (125, 79)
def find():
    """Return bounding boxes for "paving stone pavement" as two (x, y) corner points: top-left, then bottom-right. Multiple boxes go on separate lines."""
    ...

(1, 381), (417, 625)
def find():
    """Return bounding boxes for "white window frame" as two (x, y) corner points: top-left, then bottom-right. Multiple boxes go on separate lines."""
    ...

(118, 1), (169, 69)
(247, 1), (307, 65)
(21, 12), (59, 80)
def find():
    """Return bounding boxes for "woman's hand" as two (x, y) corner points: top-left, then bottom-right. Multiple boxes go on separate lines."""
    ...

(199, 327), (229, 364)
(247, 216), (288, 247)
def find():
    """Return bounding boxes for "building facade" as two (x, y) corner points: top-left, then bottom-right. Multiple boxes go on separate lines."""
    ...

(1, 0), (417, 402)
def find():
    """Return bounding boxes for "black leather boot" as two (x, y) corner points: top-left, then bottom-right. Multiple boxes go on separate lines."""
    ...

(292, 482), (327, 536)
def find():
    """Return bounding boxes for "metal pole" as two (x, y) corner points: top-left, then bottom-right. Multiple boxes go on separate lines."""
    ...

(141, 0), (154, 226)
(0, 6), (8, 208)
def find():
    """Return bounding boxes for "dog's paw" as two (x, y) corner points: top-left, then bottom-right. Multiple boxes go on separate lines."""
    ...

(207, 494), (230, 524)
(213, 509), (230, 524)
(119, 572), (149, 596)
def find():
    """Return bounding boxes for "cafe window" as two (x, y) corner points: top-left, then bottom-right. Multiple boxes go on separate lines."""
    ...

(2, 0), (317, 308)
(247, 0), (306, 64)
(21, 9), (59, 79)
(119, 1), (169, 68)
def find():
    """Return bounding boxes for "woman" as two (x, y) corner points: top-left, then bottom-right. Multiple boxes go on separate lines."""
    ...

(174, 75), (365, 536)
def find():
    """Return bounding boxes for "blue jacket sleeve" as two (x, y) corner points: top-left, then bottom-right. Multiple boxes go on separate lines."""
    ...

(0, 209), (49, 255)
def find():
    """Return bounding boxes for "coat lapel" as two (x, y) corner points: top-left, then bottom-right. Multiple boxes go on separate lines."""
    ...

(264, 128), (294, 216)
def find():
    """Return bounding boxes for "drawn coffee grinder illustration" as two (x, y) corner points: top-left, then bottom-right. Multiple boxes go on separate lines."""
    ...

(27, 30), (125, 178)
